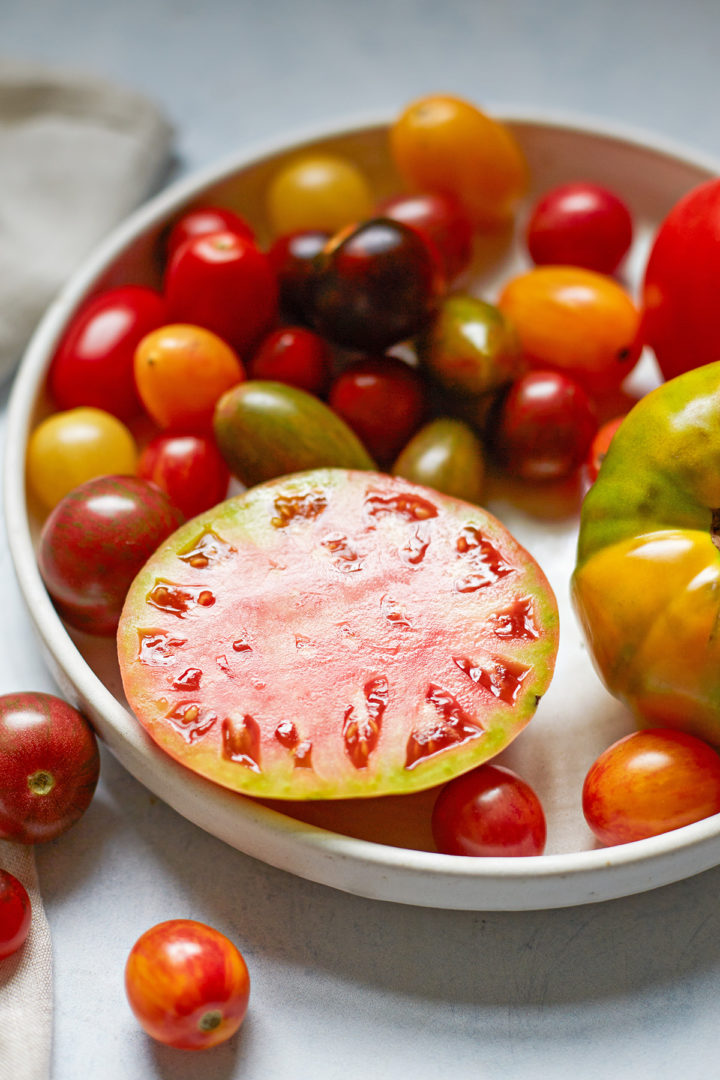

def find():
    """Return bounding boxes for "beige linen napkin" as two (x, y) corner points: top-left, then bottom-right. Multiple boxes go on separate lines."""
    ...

(0, 61), (174, 1079)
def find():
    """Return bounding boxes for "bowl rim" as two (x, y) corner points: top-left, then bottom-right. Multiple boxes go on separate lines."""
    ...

(8, 107), (720, 910)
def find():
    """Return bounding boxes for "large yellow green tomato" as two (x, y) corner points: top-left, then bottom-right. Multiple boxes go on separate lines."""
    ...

(572, 361), (720, 745)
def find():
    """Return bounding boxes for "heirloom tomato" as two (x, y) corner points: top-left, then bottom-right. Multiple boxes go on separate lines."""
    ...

(390, 94), (528, 227)
(0, 870), (31, 959)
(582, 729), (720, 845)
(125, 919), (250, 1050)
(420, 293), (523, 397)
(393, 417), (486, 506)
(266, 153), (373, 236)
(47, 286), (168, 421)
(268, 229), (330, 323)
(642, 177), (720, 380)
(249, 326), (332, 396)
(38, 475), (183, 635)
(137, 434), (230, 519)
(573, 360), (720, 745)
(432, 763), (546, 856)
(164, 231), (277, 355)
(498, 266), (642, 397)
(0, 692), (100, 844)
(328, 357), (427, 463)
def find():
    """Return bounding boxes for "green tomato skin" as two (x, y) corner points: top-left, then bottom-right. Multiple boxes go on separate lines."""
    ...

(393, 417), (485, 505)
(576, 361), (720, 568)
(419, 293), (524, 397)
(213, 380), (376, 486)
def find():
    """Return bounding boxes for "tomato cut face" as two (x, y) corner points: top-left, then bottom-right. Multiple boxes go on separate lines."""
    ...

(117, 470), (559, 799)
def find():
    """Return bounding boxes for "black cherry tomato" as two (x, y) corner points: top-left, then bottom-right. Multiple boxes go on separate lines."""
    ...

(328, 356), (426, 463)
(432, 763), (547, 856)
(376, 191), (473, 280)
(267, 229), (330, 324)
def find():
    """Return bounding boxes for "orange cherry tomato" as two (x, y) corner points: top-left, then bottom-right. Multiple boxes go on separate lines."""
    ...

(583, 729), (720, 846)
(125, 919), (250, 1051)
(134, 324), (244, 432)
(389, 94), (528, 228)
(497, 266), (642, 397)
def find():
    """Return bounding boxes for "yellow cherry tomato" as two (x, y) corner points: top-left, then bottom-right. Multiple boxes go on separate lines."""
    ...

(27, 406), (138, 510)
(389, 94), (529, 228)
(266, 153), (374, 236)
(134, 324), (245, 431)
(497, 266), (642, 396)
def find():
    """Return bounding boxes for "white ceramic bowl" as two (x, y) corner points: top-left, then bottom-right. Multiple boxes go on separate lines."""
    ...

(8, 110), (720, 911)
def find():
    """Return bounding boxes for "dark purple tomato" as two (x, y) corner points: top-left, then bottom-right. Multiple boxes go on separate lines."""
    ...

(267, 229), (330, 323)
(0, 692), (100, 844)
(309, 218), (444, 351)
(328, 356), (427, 463)
(47, 286), (168, 422)
(0, 870), (31, 956)
(491, 370), (598, 481)
(526, 182), (633, 274)
(376, 191), (474, 280)
(137, 434), (230, 519)
(38, 475), (184, 635)
(249, 325), (332, 396)
(166, 205), (255, 260)
(432, 763), (547, 857)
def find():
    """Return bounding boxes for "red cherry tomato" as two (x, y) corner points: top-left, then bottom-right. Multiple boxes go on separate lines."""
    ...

(0, 870), (31, 959)
(137, 434), (230, 519)
(376, 191), (473, 280)
(432, 763), (546, 857)
(166, 205), (254, 259)
(0, 692), (100, 844)
(249, 326), (332, 395)
(526, 182), (633, 274)
(491, 370), (598, 481)
(642, 177), (720, 380)
(38, 475), (184, 635)
(583, 728), (720, 846)
(328, 356), (427, 463)
(267, 229), (330, 324)
(125, 919), (250, 1050)
(164, 231), (278, 355)
(585, 415), (625, 484)
(47, 286), (168, 421)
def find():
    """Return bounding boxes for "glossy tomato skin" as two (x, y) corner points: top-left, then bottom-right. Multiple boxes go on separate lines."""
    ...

(125, 919), (250, 1050)
(48, 286), (168, 421)
(584, 415), (625, 485)
(164, 231), (277, 355)
(642, 178), (720, 380)
(491, 370), (598, 481)
(38, 475), (184, 635)
(0, 693), (100, 844)
(328, 356), (427, 463)
(0, 871), (31, 959)
(376, 191), (473, 280)
(526, 182), (633, 274)
(249, 326), (332, 396)
(432, 763), (546, 856)
(137, 434), (230, 519)
(166, 206), (254, 259)
(267, 229), (330, 324)
(311, 218), (443, 351)
(266, 153), (373, 236)
(583, 729), (720, 846)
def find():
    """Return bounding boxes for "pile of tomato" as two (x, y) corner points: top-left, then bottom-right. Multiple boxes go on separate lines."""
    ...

(7, 92), (720, 1049)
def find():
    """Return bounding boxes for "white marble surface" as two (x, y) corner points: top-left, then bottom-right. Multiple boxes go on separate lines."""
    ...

(3, 1), (720, 1076)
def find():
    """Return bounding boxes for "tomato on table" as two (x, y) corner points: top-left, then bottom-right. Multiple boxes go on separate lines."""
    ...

(328, 356), (427, 463)
(583, 729), (720, 845)
(526, 181), (633, 274)
(137, 434), (230, 519)
(27, 407), (138, 511)
(0, 870), (31, 959)
(125, 919), (250, 1050)
(134, 324), (245, 432)
(166, 205), (254, 259)
(432, 763), (546, 856)
(47, 286), (168, 421)
(164, 231), (277, 355)
(249, 326), (332, 396)
(0, 693), (100, 844)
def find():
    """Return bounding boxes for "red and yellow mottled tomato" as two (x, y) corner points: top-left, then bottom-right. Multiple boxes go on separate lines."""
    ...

(0, 870), (31, 958)
(134, 324), (244, 433)
(0, 692), (100, 844)
(390, 95), (528, 228)
(125, 919), (250, 1050)
(432, 762), (546, 856)
(583, 729), (720, 845)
